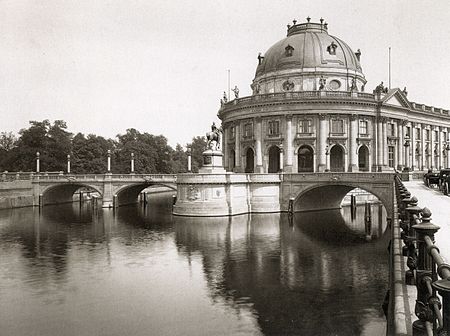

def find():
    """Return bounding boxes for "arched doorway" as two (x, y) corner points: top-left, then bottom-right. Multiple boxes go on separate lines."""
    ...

(229, 149), (236, 171)
(330, 145), (345, 172)
(245, 148), (255, 173)
(358, 145), (369, 171)
(298, 145), (314, 172)
(268, 146), (280, 173)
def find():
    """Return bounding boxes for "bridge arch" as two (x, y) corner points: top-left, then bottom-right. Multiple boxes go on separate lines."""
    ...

(40, 183), (103, 205)
(292, 182), (392, 217)
(114, 182), (176, 206)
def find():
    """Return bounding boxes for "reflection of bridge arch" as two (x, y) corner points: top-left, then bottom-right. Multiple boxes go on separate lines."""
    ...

(40, 183), (103, 206)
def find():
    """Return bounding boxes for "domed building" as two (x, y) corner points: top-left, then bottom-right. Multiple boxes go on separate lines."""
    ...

(218, 18), (450, 173)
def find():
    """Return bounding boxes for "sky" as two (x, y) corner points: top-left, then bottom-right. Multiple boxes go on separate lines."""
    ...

(1, 0), (450, 147)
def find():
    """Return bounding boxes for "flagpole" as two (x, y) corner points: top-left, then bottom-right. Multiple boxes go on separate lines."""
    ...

(227, 69), (230, 100)
(388, 47), (391, 89)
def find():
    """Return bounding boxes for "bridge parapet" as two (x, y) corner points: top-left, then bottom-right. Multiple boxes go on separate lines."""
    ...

(393, 176), (450, 335)
(32, 173), (177, 183)
(283, 172), (395, 183)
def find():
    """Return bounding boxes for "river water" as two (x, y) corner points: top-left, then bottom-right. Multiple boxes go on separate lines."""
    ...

(0, 193), (388, 336)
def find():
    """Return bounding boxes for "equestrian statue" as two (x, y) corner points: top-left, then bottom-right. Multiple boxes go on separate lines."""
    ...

(206, 122), (222, 150)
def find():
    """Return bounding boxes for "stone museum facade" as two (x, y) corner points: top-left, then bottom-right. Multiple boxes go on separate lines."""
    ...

(218, 19), (450, 173)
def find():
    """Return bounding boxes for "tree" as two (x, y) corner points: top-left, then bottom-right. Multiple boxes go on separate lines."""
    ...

(114, 129), (175, 174)
(188, 136), (207, 173)
(170, 144), (188, 173)
(0, 132), (18, 171)
(72, 133), (113, 174)
(0, 132), (17, 151)
(46, 120), (72, 171)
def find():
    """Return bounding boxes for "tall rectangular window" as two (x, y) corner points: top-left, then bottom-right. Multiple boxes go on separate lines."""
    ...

(244, 123), (253, 138)
(331, 119), (344, 134)
(426, 129), (430, 141)
(298, 119), (312, 133)
(388, 146), (395, 168)
(268, 120), (280, 136)
(229, 126), (235, 139)
(359, 120), (368, 135)
(416, 128), (421, 140)
(406, 126), (411, 138)
(388, 123), (395, 136)
(435, 130), (439, 142)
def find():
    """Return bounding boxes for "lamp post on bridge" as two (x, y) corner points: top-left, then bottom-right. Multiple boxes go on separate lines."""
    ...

(130, 153), (135, 174)
(107, 150), (111, 173)
(187, 147), (192, 172)
(67, 155), (71, 174)
(36, 152), (40, 173)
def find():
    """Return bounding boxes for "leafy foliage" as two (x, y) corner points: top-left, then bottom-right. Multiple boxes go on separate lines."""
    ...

(0, 120), (207, 174)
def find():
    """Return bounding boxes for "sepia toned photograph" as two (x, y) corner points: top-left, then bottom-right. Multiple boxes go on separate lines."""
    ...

(1, 1), (450, 335)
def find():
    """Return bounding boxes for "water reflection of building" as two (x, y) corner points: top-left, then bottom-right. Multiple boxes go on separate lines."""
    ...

(174, 212), (389, 335)
(219, 19), (450, 173)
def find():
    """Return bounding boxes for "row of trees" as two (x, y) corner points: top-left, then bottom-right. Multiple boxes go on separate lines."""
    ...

(0, 120), (207, 174)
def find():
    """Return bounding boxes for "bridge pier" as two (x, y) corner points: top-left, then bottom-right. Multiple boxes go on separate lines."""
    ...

(102, 173), (114, 208)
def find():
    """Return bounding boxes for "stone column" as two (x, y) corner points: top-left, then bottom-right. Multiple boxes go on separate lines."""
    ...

(447, 127), (450, 168)
(187, 147), (192, 172)
(223, 126), (228, 170)
(397, 120), (404, 170)
(235, 123), (241, 171)
(373, 119), (378, 171)
(318, 114), (328, 172)
(255, 117), (263, 173)
(438, 127), (443, 169)
(411, 123), (416, 170)
(377, 117), (383, 171)
(285, 115), (293, 172)
(349, 114), (358, 172)
(382, 119), (388, 168)
(421, 126), (426, 170)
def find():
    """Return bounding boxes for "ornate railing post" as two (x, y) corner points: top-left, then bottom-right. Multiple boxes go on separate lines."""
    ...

(402, 196), (420, 285)
(412, 208), (440, 336)
(433, 278), (450, 335)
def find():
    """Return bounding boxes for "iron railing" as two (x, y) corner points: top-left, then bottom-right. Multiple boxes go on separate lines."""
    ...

(395, 174), (450, 335)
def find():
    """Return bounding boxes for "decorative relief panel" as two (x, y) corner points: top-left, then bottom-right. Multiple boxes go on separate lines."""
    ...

(187, 185), (201, 201)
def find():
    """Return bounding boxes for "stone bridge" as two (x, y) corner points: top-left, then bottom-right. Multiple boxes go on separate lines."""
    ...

(32, 173), (177, 208)
(174, 172), (395, 217)
(30, 172), (394, 214)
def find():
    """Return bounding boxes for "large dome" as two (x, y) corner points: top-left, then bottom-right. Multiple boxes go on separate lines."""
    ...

(252, 19), (366, 94)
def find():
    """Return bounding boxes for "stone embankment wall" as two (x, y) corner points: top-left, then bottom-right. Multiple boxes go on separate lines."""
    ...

(0, 180), (34, 209)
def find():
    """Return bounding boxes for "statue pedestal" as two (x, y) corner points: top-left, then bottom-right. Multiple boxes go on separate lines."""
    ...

(199, 149), (225, 174)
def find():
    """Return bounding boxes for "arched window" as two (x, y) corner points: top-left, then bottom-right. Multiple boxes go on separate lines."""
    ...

(358, 145), (369, 171)
(330, 145), (344, 172)
(245, 148), (255, 173)
(298, 146), (314, 172)
(268, 146), (280, 173)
